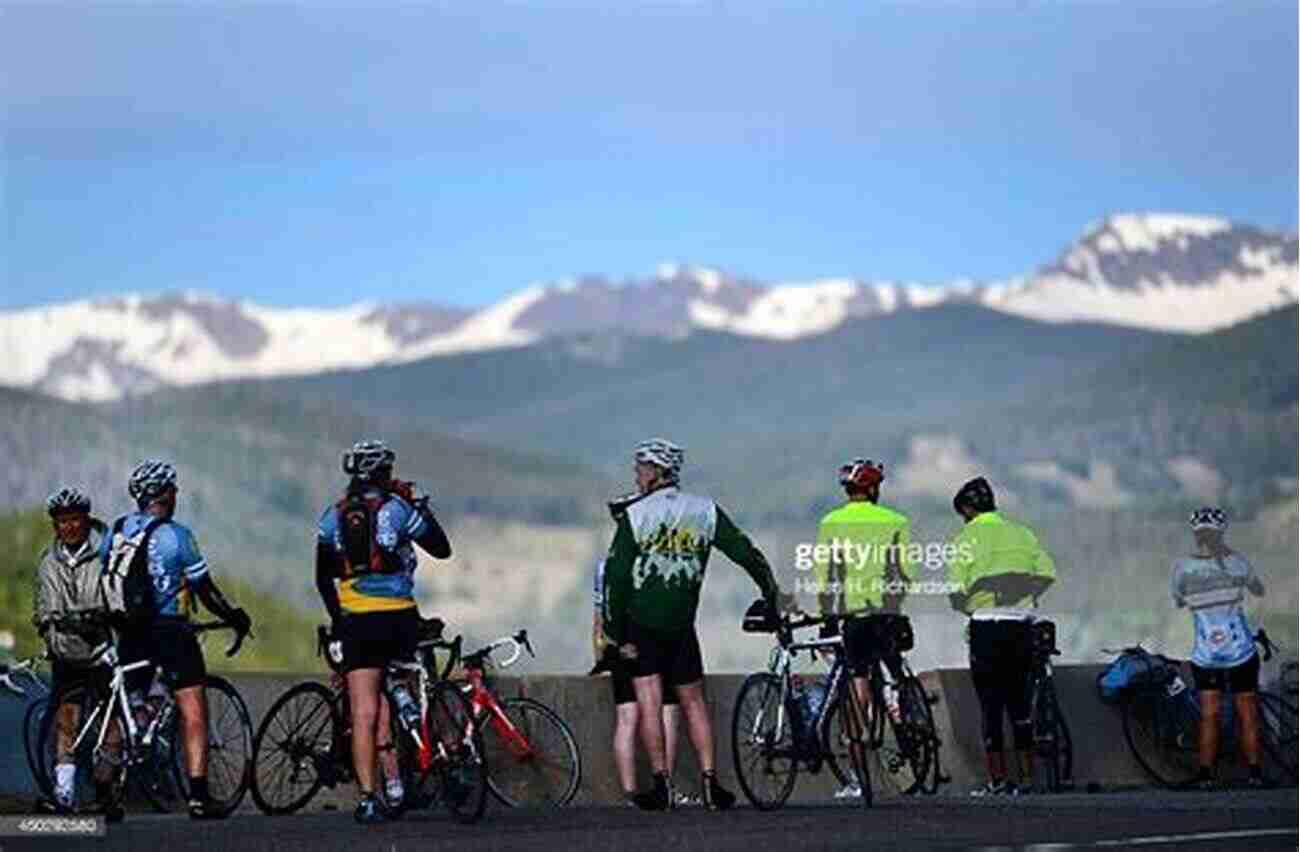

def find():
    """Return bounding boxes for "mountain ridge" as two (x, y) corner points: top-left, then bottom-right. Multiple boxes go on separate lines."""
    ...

(4, 212), (1295, 401)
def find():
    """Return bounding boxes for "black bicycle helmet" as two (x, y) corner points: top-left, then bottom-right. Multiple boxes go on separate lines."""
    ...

(953, 476), (996, 514)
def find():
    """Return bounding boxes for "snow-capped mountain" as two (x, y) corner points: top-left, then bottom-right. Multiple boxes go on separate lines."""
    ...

(3, 213), (1295, 401)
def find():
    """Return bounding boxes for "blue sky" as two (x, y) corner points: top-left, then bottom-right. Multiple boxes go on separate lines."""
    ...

(3, 1), (1296, 309)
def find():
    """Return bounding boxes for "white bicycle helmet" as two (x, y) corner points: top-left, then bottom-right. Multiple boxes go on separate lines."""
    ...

(633, 438), (684, 482)
(46, 486), (92, 516)
(342, 439), (396, 481)
(1188, 507), (1227, 531)
(127, 460), (178, 503)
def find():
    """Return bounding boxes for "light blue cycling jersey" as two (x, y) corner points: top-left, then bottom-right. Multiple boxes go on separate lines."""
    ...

(1170, 552), (1264, 669)
(317, 490), (428, 613)
(99, 512), (208, 618)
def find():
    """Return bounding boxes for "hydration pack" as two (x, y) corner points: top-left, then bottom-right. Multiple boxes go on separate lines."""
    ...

(334, 480), (419, 578)
(101, 516), (165, 622)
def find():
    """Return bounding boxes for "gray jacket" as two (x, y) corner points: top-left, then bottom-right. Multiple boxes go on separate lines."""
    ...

(32, 520), (110, 664)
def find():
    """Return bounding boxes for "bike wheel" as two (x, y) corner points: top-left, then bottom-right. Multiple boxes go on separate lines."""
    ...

(482, 697), (582, 808)
(1121, 689), (1201, 788)
(1031, 678), (1072, 792)
(138, 706), (187, 812)
(421, 681), (487, 824)
(731, 673), (798, 811)
(874, 678), (936, 797)
(1257, 692), (1298, 784)
(36, 684), (127, 812)
(251, 681), (339, 815)
(24, 697), (51, 795)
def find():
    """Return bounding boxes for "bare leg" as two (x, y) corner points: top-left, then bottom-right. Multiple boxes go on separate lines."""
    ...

(632, 675), (667, 774)
(1234, 692), (1261, 769)
(614, 702), (639, 794)
(175, 685), (209, 778)
(347, 669), (383, 793)
(663, 703), (681, 778)
(1198, 689), (1220, 774)
(674, 681), (714, 774)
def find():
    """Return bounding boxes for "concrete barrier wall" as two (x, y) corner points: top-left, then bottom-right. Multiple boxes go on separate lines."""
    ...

(0, 664), (1248, 806)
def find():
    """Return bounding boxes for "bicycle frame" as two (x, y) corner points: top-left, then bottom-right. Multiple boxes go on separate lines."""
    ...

(462, 667), (534, 759)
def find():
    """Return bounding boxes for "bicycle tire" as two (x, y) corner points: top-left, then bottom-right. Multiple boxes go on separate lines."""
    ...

(35, 683), (127, 812)
(421, 680), (487, 824)
(250, 681), (339, 815)
(1121, 688), (1200, 788)
(731, 673), (799, 811)
(24, 696), (50, 795)
(1031, 677), (1072, 792)
(482, 697), (582, 808)
(874, 677), (936, 797)
(1257, 692), (1298, 784)
(166, 675), (255, 816)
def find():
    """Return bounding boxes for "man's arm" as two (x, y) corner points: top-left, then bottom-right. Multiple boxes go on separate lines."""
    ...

(192, 575), (252, 642)
(814, 522), (840, 618)
(881, 528), (905, 613)
(32, 549), (57, 636)
(603, 519), (637, 647)
(713, 506), (780, 607)
(945, 529), (972, 614)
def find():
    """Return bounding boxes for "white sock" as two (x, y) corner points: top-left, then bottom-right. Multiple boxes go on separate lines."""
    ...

(55, 763), (76, 798)
(385, 779), (404, 801)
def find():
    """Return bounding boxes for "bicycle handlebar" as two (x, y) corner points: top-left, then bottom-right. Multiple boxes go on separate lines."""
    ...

(464, 629), (537, 671)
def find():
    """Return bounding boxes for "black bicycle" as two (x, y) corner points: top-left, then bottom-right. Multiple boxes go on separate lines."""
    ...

(1108, 630), (1298, 788)
(1024, 618), (1073, 793)
(251, 618), (487, 823)
(733, 608), (874, 809)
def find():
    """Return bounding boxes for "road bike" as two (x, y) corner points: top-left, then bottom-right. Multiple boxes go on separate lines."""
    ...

(35, 619), (253, 816)
(450, 629), (582, 808)
(1024, 618), (1073, 792)
(1, 654), (50, 795)
(251, 618), (487, 823)
(1106, 630), (1297, 788)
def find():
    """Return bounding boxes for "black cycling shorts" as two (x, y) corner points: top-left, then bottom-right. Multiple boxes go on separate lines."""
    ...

(624, 621), (705, 688)
(842, 614), (908, 680)
(338, 608), (419, 674)
(119, 620), (207, 691)
(1191, 654), (1260, 694)
(611, 657), (680, 706)
(50, 659), (97, 696)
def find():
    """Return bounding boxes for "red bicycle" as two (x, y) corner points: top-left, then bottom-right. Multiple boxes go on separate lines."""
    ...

(449, 629), (582, 808)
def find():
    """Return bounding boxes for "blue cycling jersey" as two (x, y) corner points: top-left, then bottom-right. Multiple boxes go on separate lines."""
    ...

(318, 489), (428, 613)
(99, 512), (208, 618)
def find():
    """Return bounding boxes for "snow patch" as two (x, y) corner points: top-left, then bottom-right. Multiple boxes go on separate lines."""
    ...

(1166, 456), (1223, 500)
(1105, 213), (1231, 253)
(1017, 460), (1133, 508)
(693, 278), (859, 340)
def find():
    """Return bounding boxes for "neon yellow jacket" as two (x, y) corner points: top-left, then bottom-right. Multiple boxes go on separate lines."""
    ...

(814, 500), (914, 613)
(945, 511), (1055, 614)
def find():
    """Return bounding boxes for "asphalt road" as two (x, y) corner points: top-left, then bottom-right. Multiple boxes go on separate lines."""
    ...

(2, 789), (1295, 852)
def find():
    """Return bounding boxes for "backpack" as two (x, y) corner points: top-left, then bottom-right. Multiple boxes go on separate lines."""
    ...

(101, 516), (165, 622)
(334, 480), (420, 578)
(1096, 649), (1179, 703)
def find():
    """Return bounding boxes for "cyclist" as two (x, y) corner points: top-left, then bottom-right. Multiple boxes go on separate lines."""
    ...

(32, 487), (117, 816)
(602, 438), (787, 811)
(315, 439), (452, 824)
(1170, 507), (1269, 789)
(944, 477), (1055, 796)
(812, 459), (915, 800)
(99, 460), (254, 819)
(592, 542), (691, 806)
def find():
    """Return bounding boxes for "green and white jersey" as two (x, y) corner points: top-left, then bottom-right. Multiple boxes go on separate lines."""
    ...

(603, 486), (777, 642)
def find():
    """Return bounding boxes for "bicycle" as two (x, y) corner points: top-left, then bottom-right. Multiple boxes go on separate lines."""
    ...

(34, 619), (254, 816)
(251, 618), (487, 823)
(1107, 630), (1298, 788)
(451, 628), (582, 808)
(732, 608), (876, 810)
(1024, 618), (1073, 793)
(1, 655), (51, 794)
